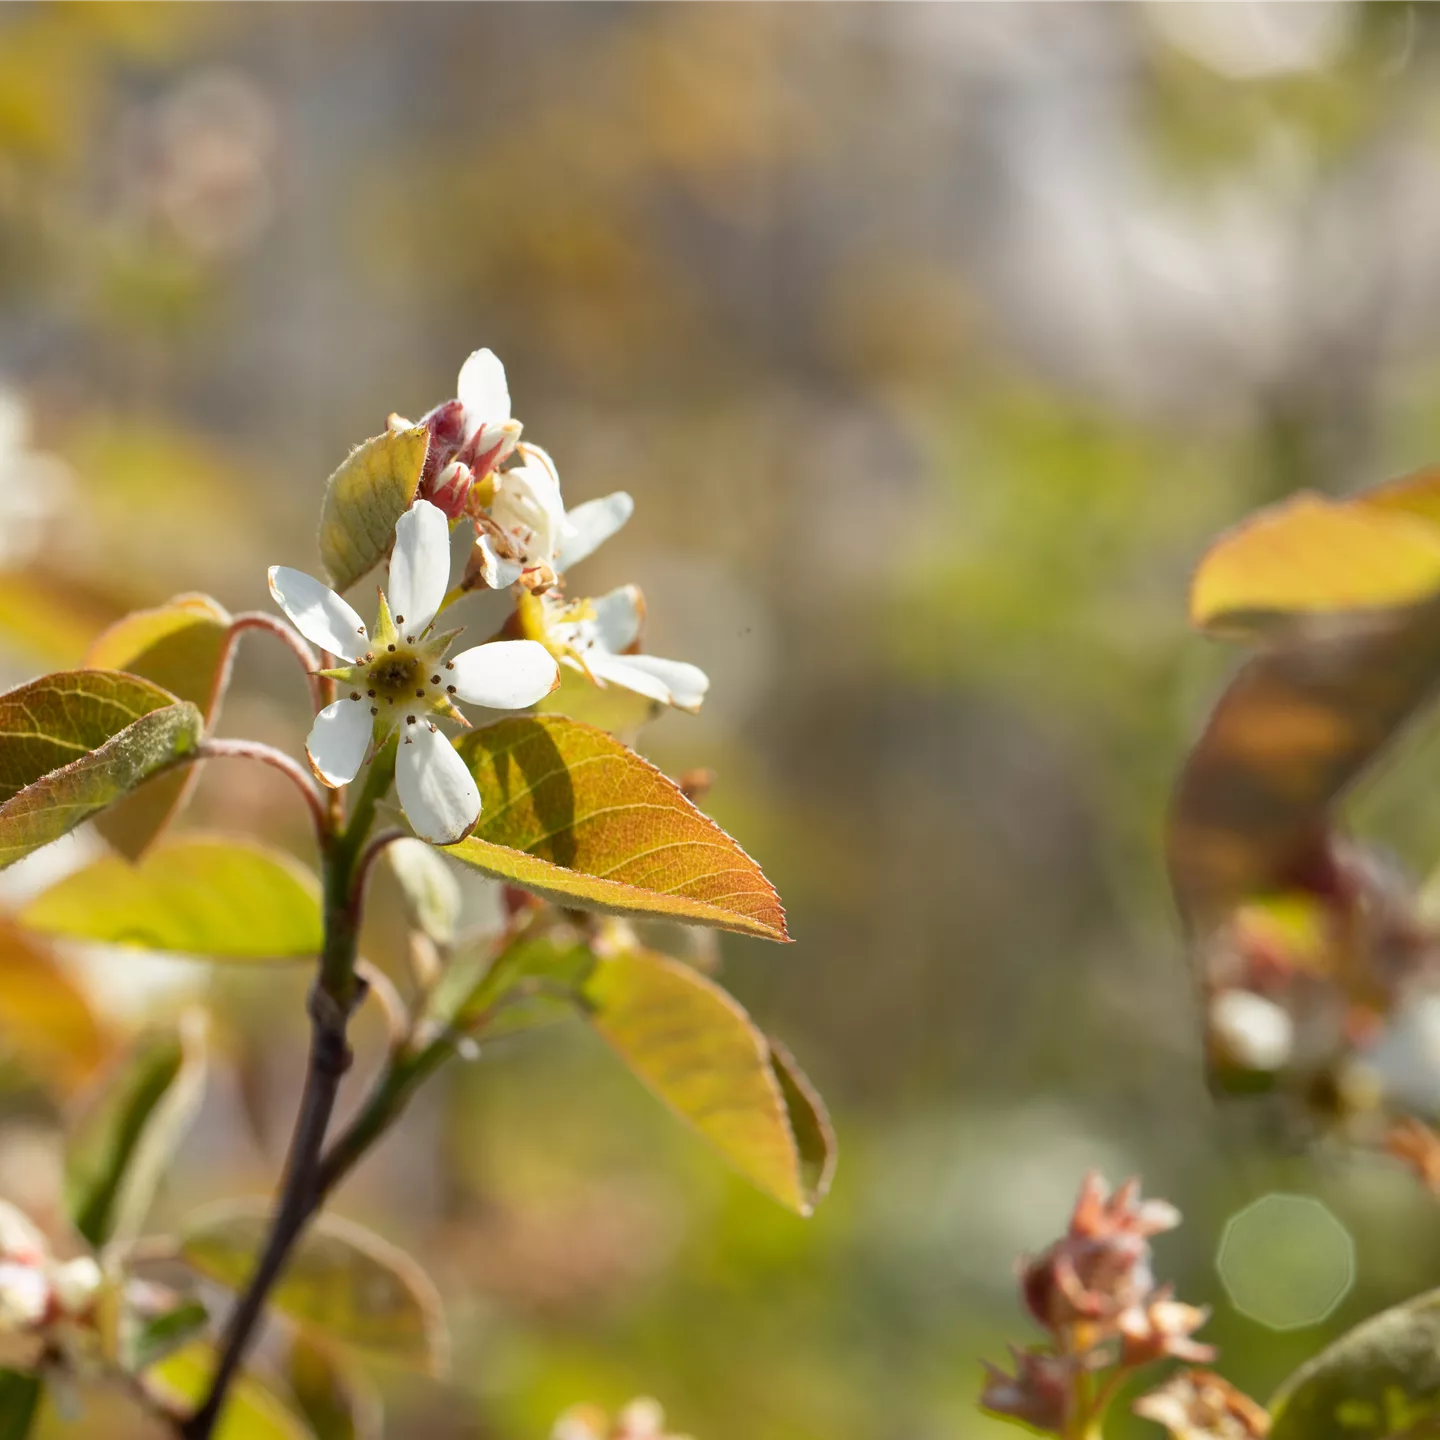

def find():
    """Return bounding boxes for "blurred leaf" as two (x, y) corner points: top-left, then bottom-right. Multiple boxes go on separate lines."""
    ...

(287, 1335), (382, 1440)
(447, 715), (789, 941)
(427, 931), (596, 1041)
(584, 946), (824, 1215)
(86, 593), (232, 859)
(0, 921), (109, 1091)
(318, 427), (428, 594)
(1167, 603), (1440, 931)
(768, 1038), (837, 1210)
(0, 1370), (41, 1439)
(0, 572), (108, 668)
(126, 1299), (209, 1374)
(180, 1204), (447, 1374)
(535, 662), (664, 737)
(66, 1015), (207, 1251)
(1191, 487), (1440, 636)
(144, 1343), (312, 1440)
(386, 837), (461, 946)
(20, 834), (322, 961)
(1269, 1286), (1440, 1440)
(0, 670), (202, 871)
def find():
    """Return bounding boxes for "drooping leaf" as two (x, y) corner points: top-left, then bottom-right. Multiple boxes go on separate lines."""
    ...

(1191, 488), (1440, 636)
(144, 1343), (312, 1440)
(318, 426), (428, 594)
(583, 946), (822, 1215)
(0, 671), (203, 872)
(20, 835), (322, 961)
(0, 921), (110, 1091)
(179, 1204), (447, 1374)
(386, 837), (462, 946)
(768, 1037), (837, 1211)
(125, 1299), (210, 1374)
(446, 715), (788, 942)
(287, 1335), (383, 1440)
(1167, 602), (1440, 931)
(0, 1370), (41, 1440)
(1268, 1286), (1440, 1440)
(65, 1015), (208, 1251)
(86, 594), (233, 859)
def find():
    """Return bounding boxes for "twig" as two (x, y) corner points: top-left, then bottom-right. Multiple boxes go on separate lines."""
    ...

(195, 738), (327, 839)
(226, 612), (322, 711)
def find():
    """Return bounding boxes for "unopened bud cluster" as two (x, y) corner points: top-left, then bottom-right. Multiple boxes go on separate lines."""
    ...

(982, 1172), (1215, 1437)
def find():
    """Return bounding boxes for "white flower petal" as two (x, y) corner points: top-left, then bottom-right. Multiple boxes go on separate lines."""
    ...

(305, 698), (373, 787)
(268, 567), (369, 662)
(397, 723), (481, 844)
(559, 492), (634, 572)
(457, 348), (511, 440)
(387, 500), (451, 637)
(448, 640), (559, 710)
(0, 1262), (47, 1328)
(493, 462), (565, 564)
(590, 584), (643, 654)
(476, 533), (524, 590)
(589, 652), (709, 713)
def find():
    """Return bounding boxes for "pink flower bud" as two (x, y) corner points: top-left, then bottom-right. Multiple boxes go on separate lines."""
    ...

(428, 460), (474, 520)
(980, 1347), (1075, 1434)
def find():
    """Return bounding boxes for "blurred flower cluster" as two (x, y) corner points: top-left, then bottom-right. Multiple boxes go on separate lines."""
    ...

(982, 1173), (1257, 1440)
(552, 1397), (691, 1440)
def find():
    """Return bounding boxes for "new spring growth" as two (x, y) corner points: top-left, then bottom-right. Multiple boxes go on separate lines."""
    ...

(981, 1172), (1215, 1439)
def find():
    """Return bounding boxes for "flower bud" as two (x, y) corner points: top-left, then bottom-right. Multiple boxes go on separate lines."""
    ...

(980, 1347), (1074, 1434)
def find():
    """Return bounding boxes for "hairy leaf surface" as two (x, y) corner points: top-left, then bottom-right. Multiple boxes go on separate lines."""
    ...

(0, 671), (202, 871)
(86, 594), (233, 858)
(318, 426), (428, 593)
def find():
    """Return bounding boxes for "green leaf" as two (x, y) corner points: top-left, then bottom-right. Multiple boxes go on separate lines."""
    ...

(20, 835), (323, 961)
(0, 1371), (41, 1440)
(584, 946), (826, 1215)
(179, 1204), (447, 1374)
(287, 1335), (382, 1440)
(85, 594), (233, 859)
(0, 921), (109, 1092)
(0, 670), (203, 872)
(126, 1299), (210, 1373)
(144, 1343), (313, 1440)
(65, 1015), (208, 1251)
(318, 426), (428, 593)
(446, 715), (789, 942)
(1269, 1286), (1440, 1440)
(386, 837), (461, 946)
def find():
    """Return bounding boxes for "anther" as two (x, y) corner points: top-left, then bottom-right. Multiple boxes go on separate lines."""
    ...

(415, 689), (424, 698)
(431, 675), (440, 685)
(370, 707), (378, 716)
(367, 689), (375, 698)
(406, 714), (416, 724)
(447, 685), (456, 694)
(387, 643), (396, 652)
(395, 615), (404, 624)
(350, 691), (360, 701)
(445, 661), (454, 670)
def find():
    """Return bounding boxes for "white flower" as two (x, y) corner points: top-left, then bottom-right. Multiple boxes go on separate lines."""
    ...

(269, 499), (560, 844)
(390, 347), (524, 520)
(472, 441), (634, 593)
(542, 585), (709, 713)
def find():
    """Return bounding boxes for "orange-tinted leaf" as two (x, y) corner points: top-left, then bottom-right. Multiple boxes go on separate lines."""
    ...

(0, 671), (203, 871)
(1167, 605), (1440, 930)
(85, 595), (233, 858)
(445, 716), (788, 942)
(585, 947), (824, 1214)
(1191, 491), (1440, 636)
(0, 921), (109, 1092)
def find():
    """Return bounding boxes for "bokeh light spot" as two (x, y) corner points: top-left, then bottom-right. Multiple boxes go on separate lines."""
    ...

(1217, 1193), (1355, 1330)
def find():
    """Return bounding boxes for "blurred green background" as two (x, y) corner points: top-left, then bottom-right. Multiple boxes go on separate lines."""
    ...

(9, 3), (1440, 1436)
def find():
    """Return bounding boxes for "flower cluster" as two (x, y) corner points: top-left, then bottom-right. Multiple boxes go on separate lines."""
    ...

(269, 347), (709, 843)
(0, 1201), (102, 1375)
(982, 1172), (1215, 1438)
(551, 1398), (691, 1440)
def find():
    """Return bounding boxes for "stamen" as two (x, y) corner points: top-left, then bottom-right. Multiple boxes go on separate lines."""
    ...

(367, 690), (376, 698)
(415, 689), (424, 698)
(370, 707), (378, 716)
(395, 615), (404, 624)
(364, 652), (374, 662)
(431, 675), (440, 684)
(406, 715), (416, 724)
(445, 661), (454, 670)
(350, 691), (361, 701)
(387, 644), (396, 652)
(446, 685), (456, 694)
